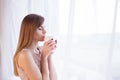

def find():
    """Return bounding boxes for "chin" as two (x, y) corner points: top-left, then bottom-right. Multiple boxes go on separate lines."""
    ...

(39, 38), (44, 41)
(39, 36), (45, 41)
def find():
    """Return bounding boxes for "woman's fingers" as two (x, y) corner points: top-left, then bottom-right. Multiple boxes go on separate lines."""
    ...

(42, 39), (57, 56)
(48, 44), (56, 51)
(44, 39), (52, 46)
(48, 41), (56, 47)
(45, 39), (57, 47)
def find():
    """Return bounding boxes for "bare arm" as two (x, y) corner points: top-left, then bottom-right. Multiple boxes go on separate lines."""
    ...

(41, 55), (50, 80)
(48, 55), (57, 80)
(41, 39), (57, 80)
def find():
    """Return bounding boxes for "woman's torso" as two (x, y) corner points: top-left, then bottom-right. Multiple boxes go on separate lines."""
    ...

(16, 48), (41, 80)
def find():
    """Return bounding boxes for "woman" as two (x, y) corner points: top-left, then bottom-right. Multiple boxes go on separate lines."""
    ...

(13, 14), (57, 80)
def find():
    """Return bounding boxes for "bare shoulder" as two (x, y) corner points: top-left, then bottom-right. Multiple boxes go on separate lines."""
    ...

(18, 49), (31, 59)
(18, 49), (33, 67)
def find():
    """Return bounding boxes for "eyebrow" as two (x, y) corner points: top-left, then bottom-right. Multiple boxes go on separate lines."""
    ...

(39, 26), (43, 28)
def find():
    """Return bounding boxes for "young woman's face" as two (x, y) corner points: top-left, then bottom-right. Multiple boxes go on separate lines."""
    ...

(34, 24), (46, 41)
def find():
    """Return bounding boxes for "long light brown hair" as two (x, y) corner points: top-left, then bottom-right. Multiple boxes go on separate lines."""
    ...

(13, 14), (44, 76)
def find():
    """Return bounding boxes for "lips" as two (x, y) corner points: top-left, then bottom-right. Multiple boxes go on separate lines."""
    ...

(42, 36), (45, 40)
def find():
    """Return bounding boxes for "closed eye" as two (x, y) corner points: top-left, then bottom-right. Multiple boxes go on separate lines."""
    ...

(38, 27), (43, 30)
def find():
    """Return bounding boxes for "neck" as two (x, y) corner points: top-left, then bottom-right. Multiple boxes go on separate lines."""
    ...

(28, 40), (39, 52)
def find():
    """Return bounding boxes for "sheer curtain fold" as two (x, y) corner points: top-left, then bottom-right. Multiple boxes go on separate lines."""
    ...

(0, 0), (29, 80)
(60, 0), (120, 80)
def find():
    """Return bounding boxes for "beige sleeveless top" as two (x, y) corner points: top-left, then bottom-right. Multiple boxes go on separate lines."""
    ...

(16, 48), (41, 80)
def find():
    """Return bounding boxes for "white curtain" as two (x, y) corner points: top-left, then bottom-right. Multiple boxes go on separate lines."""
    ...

(0, 0), (120, 80)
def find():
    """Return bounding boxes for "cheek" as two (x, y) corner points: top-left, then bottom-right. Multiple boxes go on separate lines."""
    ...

(35, 30), (44, 41)
(38, 31), (42, 36)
